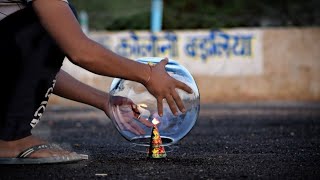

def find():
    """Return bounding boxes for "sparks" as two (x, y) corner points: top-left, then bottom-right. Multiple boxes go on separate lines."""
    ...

(152, 118), (160, 125)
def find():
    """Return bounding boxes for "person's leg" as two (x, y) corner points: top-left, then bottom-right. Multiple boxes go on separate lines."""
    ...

(0, 6), (76, 160)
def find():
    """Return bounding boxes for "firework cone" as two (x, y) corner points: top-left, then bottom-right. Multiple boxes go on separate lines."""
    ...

(147, 125), (167, 158)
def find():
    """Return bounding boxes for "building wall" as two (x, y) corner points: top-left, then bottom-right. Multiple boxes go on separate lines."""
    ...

(49, 27), (320, 106)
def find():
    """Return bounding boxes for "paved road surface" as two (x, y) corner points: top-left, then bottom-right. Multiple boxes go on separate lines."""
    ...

(1, 102), (319, 179)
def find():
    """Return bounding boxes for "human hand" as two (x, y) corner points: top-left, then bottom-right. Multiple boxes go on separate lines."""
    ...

(106, 96), (153, 135)
(143, 58), (193, 116)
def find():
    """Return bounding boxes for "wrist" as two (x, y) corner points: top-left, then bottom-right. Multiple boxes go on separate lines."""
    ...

(144, 63), (152, 85)
(104, 94), (112, 118)
(92, 90), (109, 112)
(140, 63), (152, 85)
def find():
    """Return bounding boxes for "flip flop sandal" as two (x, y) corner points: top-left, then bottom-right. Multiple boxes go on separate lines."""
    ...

(0, 144), (88, 164)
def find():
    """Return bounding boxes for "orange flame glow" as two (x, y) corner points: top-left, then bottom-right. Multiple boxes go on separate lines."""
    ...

(152, 118), (160, 125)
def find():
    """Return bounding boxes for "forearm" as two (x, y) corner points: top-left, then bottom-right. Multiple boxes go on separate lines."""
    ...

(32, 0), (150, 84)
(53, 70), (108, 111)
(75, 40), (151, 83)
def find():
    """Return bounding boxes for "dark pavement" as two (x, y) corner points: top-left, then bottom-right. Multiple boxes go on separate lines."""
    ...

(1, 102), (320, 179)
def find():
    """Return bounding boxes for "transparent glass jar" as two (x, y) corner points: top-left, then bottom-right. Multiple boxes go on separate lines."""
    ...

(108, 57), (200, 150)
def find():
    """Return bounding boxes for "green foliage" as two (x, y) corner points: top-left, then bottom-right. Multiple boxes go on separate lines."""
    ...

(69, 0), (319, 30)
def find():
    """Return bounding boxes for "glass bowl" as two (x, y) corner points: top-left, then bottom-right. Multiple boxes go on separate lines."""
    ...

(108, 57), (200, 150)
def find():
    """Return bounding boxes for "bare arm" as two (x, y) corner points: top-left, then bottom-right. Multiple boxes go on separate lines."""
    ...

(53, 69), (108, 111)
(54, 69), (153, 135)
(32, 0), (193, 116)
(32, 0), (149, 83)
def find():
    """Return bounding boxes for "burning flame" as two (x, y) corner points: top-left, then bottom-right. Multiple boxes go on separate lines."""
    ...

(152, 118), (160, 125)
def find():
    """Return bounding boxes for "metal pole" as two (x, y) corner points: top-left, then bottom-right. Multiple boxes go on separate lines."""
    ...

(151, 0), (163, 32)
(79, 10), (89, 34)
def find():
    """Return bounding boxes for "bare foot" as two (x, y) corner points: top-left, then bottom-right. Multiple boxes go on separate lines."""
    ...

(0, 136), (72, 158)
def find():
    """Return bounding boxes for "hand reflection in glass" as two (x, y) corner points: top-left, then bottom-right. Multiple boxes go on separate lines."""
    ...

(108, 96), (153, 135)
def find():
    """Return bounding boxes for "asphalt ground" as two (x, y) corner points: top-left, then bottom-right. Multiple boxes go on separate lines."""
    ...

(0, 102), (320, 179)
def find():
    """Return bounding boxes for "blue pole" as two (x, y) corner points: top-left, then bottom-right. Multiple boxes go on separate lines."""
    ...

(79, 10), (89, 34)
(151, 0), (163, 32)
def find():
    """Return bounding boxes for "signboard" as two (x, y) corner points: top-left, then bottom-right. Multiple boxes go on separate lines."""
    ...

(88, 29), (263, 76)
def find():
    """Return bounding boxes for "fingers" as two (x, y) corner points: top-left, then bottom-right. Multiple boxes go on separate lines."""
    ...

(158, 57), (169, 67)
(166, 94), (178, 116)
(116, 106), (145, 135)
(171, 90), (186, 113)
(156, 88), (188, 116)
(176, 80), (193, 94)
(141, 57), (193, 117)
(131, 104), (140, 116)
(120, 115), (145, 135)
(137, 117), (154, 127)
(122, 121), (143, 135)
(157, 97), (163, 117)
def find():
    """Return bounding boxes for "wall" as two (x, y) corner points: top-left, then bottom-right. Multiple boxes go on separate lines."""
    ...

(49, 27), (320, 106)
